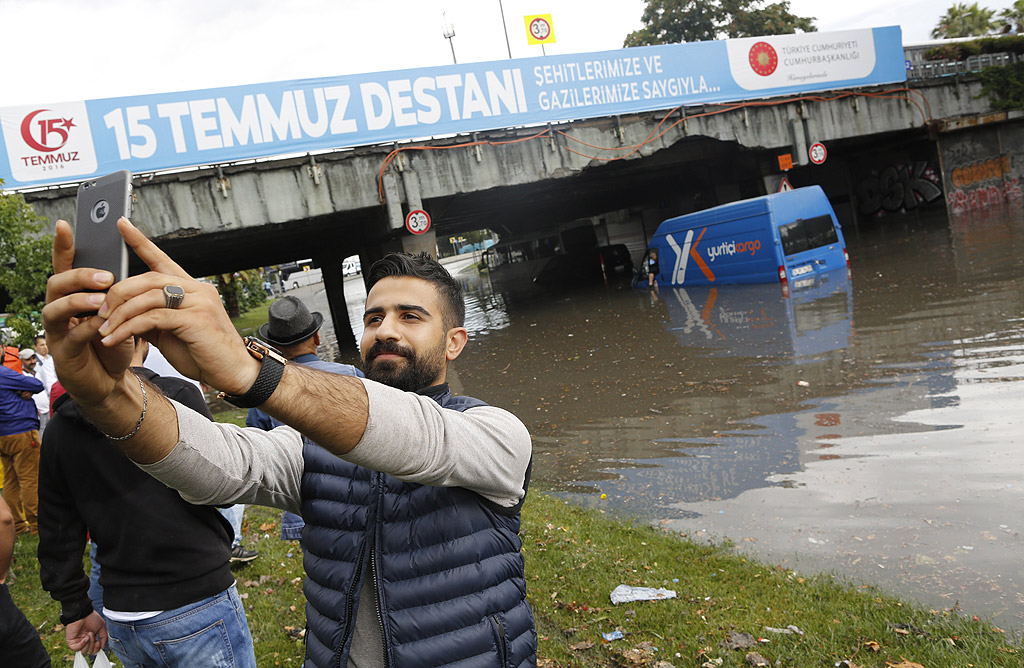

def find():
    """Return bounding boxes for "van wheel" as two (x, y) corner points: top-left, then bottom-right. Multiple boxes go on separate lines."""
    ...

(292, 282), (299, 290)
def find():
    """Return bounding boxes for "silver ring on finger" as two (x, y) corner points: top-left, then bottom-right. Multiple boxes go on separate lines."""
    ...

(163, 285), (185, 310)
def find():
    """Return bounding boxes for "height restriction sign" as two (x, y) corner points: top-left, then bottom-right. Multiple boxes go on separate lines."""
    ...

(525, 14), (556, 45)
(809, 142), (827, 165)
(405, 209), (431, 235)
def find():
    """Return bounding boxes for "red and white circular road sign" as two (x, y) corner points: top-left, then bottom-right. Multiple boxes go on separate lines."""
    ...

(809, 142), (827, 165)
(529, 17), (551, 41)
(405, 209), (431, 235)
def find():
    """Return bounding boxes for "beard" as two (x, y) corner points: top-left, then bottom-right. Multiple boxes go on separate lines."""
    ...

(362, 338), (446, 392)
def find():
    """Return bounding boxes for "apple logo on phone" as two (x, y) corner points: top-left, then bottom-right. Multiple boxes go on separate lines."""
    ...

(91, 200), (109, 224)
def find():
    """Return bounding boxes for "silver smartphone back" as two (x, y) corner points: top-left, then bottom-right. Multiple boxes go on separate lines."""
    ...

(72, 170), (133, 281)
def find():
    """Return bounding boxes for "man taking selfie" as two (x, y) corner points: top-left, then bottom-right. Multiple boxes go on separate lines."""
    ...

(43, 217), (536, 668)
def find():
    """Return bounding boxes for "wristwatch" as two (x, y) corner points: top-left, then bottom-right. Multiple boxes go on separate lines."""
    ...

(219, 337), (288, 408)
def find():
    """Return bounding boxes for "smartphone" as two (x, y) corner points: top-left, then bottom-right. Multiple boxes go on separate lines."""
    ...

(72, 170), (133, 282)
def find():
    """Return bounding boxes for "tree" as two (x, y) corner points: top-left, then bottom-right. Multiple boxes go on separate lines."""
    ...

(0, 180), (52, 347)
(931, 2), (998, 38)
(723, 0), (816, 39)
(999, 0), (1024, 33)
(211, 269), (266, 319)
(624, 0), (815, 47)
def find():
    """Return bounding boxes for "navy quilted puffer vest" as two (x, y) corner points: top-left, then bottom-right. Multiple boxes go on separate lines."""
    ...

(299, 386), (536, 668)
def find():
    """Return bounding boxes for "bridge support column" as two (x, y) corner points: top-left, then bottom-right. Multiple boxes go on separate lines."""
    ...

(397, 169), (437, 255)
(383, 172), (405, 230)
(403, 170), (423, 213)
(315, 251), (360, 362)
(399, 230), (438, 257)
(372, 231), (439, 258)
(790, 119), (809, 167)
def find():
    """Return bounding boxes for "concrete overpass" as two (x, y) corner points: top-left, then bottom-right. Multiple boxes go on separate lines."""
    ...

(21, 74), (1015, 349)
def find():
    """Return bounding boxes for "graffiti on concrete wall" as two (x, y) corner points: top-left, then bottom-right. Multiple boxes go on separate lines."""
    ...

(856, 161), (943, 216)
(945, 153), (1022, 216)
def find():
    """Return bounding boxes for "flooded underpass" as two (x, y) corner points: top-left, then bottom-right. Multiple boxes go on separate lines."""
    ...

(310, 205), (1024, 632)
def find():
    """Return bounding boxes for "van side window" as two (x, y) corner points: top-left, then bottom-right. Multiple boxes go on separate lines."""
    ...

(779, 215), (839, 256)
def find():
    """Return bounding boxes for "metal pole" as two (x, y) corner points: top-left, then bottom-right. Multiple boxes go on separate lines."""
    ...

(442, 13), (457, 64)
(497, 0), (512, 58)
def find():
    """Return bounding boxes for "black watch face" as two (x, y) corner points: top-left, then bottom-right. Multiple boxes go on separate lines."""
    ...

(245, 337), (268, 354)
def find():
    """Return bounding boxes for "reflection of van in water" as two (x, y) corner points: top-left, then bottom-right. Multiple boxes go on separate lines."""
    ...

(663, 268), (853, 361)
(648, 186), (848, 287)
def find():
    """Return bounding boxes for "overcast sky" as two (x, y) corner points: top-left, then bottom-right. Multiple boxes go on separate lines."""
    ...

(1, 0), (1016, 107)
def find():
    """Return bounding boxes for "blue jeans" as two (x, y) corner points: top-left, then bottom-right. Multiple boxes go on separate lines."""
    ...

(88, 541), (103, 613)
(104, 585), (255, 668)
(280, 510), (304, 541)
(218, 504), (245, 547)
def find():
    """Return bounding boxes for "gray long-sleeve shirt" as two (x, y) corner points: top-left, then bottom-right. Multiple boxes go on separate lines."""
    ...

(140, 377), (531, 512)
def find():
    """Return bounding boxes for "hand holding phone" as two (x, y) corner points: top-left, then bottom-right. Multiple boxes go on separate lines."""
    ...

(72, 170), (133, 282)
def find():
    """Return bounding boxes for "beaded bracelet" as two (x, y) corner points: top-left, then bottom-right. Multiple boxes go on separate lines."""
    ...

(101, 372), (148, 441)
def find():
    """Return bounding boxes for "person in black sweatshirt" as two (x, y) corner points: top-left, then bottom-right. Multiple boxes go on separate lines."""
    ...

(36, 339), (257, 667)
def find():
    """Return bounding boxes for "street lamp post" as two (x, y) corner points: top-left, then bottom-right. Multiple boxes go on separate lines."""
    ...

(496, 0), (512, 58)
(442, 13), (457, 64)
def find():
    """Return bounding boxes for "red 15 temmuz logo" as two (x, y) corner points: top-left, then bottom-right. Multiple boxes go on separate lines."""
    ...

(20, 109), (76, 152)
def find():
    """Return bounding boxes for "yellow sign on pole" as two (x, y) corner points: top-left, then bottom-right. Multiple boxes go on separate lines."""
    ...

(524, 14), (556, 45)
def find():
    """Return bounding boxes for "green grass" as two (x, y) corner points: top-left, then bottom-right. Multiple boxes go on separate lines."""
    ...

(522, 497), (1021, 667)
(8, 405), (1020, 666)
(8, 489), (1020, 667)
(231, 301), (272, 337)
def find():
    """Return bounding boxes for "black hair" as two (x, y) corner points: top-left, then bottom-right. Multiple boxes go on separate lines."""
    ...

(366, 252), (465, 330)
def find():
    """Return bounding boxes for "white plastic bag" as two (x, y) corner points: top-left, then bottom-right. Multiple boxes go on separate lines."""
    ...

(609, 584), (678, 605)
(73, 650), (112, 668)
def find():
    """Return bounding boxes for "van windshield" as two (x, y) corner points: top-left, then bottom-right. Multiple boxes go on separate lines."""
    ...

(779, 215), (839, 256)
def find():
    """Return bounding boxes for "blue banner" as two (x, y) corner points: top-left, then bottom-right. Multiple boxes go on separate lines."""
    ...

(1, 27), (903, 189)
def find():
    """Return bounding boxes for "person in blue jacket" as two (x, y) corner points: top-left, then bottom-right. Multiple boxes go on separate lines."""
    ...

(0, 360), (45, 535)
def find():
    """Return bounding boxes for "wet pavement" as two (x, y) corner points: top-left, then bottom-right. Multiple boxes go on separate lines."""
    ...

(306, 207), (1024, 632)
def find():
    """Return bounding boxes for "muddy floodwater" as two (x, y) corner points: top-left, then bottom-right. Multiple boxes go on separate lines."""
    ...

(311, 206), (1024, 632)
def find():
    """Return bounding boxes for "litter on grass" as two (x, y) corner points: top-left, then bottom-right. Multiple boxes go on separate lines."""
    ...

(601, 630), (625, 641)
(745, 651), (770, 667)
(720, 631), (757, 650)
(765, 625), (805, 635)
(610, 584), (678, 604)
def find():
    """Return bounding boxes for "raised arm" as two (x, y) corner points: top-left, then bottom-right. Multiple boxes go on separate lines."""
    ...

(43, 218), (371, 463)
(44, 217), (529, 506)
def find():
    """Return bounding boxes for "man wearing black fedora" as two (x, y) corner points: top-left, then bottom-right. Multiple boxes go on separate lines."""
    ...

(218, 294), (340, 559)
(247, 296), (362, 541)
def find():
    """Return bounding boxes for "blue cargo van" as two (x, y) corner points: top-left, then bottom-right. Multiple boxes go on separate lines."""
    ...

(647, 186), (848, 287)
